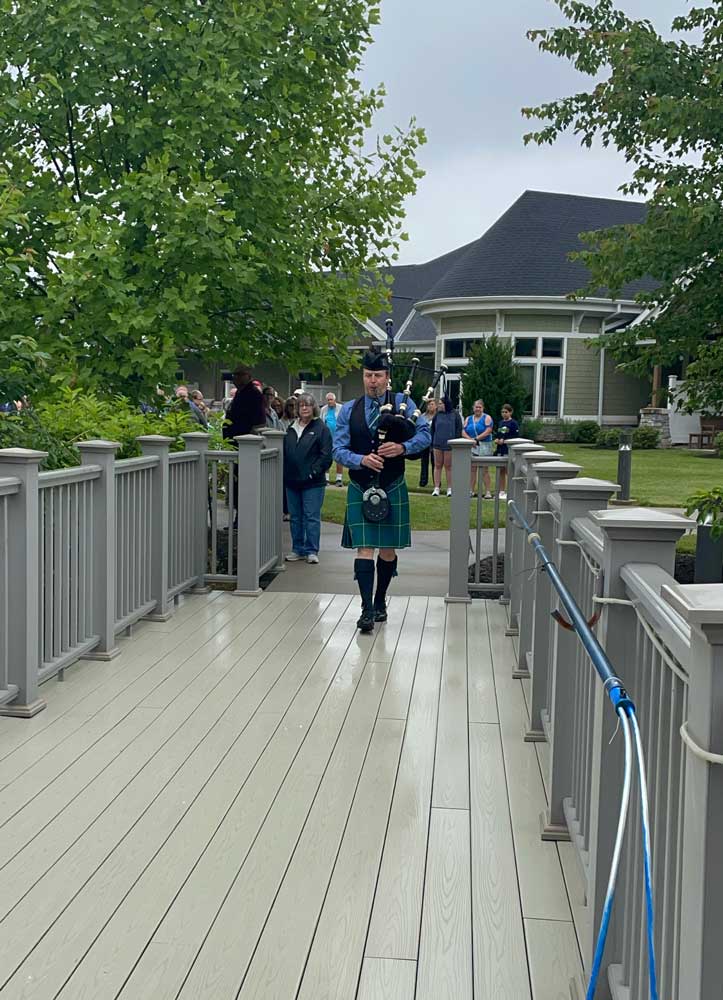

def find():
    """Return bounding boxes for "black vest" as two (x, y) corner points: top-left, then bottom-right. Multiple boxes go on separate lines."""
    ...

(348, 395), (405, 490)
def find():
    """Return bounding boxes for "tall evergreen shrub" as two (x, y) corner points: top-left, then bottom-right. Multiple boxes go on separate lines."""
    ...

(461, 336), (528, 423)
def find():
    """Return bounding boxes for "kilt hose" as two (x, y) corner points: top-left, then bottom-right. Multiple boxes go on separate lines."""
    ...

(341, 477), (411, 550)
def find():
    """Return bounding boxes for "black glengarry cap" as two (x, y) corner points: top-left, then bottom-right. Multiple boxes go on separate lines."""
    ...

(361, 347), (390, 371)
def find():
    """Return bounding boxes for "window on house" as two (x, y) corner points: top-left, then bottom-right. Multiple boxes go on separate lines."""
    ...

(542, 338), (563, 358)
(518, 365), (535, 414)
(541, 365), (562, 416)
(444, 339), (465, 358)
(514, 338), (537, 358)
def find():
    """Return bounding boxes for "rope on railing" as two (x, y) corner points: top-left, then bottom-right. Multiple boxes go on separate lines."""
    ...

(508, 499), (659, 1000)
(680, 722), (723, 765)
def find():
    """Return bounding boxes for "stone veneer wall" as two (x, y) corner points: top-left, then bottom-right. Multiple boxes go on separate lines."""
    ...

(639, 406), (672, 448)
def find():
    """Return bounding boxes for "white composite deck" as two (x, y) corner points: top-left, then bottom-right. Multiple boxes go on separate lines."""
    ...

(0, 588), (584, 1000)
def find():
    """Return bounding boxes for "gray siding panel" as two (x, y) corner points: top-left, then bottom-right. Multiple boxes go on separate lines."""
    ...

(504, 314), (572, 333)
(563, 340), (599, 416)
(442, 315), (495, 335)
(579, 317), (601, 335)
(602, 354), (650, 416)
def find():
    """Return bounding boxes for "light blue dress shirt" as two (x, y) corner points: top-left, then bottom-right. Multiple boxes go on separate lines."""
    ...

(332, 393), (431, 469)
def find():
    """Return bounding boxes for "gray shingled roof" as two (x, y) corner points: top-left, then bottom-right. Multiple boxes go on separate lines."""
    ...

(365, 190), (656, 347)
(420, 190), (656, 302)
(367, 240), (475, 338)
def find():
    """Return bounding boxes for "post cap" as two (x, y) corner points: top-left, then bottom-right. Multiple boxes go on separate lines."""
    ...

(556, 476), (620, 495)
(136, 435), (174, 445)
(661, 582), (723, 633)
(234, 434), (265, 447)
(523, 450), (562, 467)
(180, 432), (210, 441)
(591, 506), (693, 544)
(504, 437), (533, 447)
(76, 439), (121, 451)
(510, 442), (543, 453)
(449, 437), (475, 448)
(0, 447), (48, 463)
(534, 461), (582, 479)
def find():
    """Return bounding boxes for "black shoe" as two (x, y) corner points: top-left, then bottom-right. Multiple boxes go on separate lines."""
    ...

(356, 610), (375, 633)
(373, 602), (387, 623)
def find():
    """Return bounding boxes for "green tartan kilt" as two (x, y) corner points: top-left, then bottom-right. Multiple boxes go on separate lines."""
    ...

(341, 477), (411, 550)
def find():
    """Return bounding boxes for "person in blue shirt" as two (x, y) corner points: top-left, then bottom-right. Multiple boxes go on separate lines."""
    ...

(463, 398), (494, 498)
(333, 348), (431, 633)
(320, 392), (344, 486)
(494, 403), (520, 499)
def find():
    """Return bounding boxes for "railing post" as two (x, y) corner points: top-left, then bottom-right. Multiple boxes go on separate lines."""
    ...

(447, 438), (474, 603)
(507, 442), (544, 633)
(260, 429), (286, 574)
(585, 509), (690, 974)
(77, 440), (121, 659)
(500, 438), (532, 605)
(137, 435), (173, 621)
(663, 582), (723, 1000)
(542, 477), (619, 841)
(515, 450), (562, 678)
(0, 448), (47, 717)
(234, 434), (264, 597)
(524, 461), (581, 742)
(181, 432), (212, 593)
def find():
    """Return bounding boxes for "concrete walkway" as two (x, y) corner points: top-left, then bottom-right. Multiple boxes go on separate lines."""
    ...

(267, 521), (504, 597)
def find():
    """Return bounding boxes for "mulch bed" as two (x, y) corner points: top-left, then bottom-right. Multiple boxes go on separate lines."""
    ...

(470, 552), (702, 595)
(468, 555), (505, 599)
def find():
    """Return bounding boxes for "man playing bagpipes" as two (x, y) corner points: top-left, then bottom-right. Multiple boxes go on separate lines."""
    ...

(332, 346), (431, 633)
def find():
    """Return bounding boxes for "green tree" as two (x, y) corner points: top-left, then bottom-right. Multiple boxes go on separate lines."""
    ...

(461, 336), (528, 425)
(389, 351), (432, 408)
(0, 1), (424, 399)
(523, 1), (723, 409)
(0, 335), (50, 405)
(684, 339), (723, 415)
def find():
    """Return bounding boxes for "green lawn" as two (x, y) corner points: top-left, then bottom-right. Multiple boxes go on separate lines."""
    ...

(321, 446), (721, 532)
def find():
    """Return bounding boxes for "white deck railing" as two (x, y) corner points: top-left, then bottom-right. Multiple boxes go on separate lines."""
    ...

(0, 430), (283, 719)
(448, 436), (723, 999)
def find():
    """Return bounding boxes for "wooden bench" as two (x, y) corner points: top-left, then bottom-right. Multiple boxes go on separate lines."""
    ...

(689, 416), (723, 448)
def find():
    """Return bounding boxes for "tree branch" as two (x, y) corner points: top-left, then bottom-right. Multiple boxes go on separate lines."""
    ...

(65, 102), (83, 200)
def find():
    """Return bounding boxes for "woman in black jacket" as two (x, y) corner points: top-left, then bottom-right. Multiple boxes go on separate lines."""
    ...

(284, 393), (333, 564)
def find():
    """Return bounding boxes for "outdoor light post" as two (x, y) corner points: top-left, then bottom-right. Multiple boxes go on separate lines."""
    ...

(615, 429), (633, 505)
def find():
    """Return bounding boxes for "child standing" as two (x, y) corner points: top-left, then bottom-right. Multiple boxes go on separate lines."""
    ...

(494, 404), (519, 499)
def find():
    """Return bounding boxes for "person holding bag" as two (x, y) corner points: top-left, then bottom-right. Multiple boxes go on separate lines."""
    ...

(463, 398), (494, 498)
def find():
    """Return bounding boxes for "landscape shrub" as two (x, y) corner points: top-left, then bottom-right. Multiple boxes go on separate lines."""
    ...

(520, 417), (543, 440)
(594, 425), (661, 449)
(594, 428), (622, 449)
(715, 431), (723, 457)
(568, 420), (600, 444)
(0, 389), (197, 470)
(632, 426), (660, 449)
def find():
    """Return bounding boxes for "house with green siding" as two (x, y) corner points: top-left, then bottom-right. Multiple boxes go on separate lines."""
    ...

(184, 190), (656, 422)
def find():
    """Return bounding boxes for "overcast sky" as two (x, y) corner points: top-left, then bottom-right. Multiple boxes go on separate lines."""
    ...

(360, 0), (682, 264)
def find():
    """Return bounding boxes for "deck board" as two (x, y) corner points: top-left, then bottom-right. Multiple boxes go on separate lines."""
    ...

(0, 589), (582, 1000)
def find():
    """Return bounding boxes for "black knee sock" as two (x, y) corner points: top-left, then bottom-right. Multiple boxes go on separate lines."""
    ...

(354, 558), (375, 612)
(374, 556), (397, 608)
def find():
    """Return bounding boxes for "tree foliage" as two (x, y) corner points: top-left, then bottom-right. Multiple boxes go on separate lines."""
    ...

(0, 1), (425, 399)
(523, 1), (723, 410)
(461, 336), (528, 423)
(0, 335), (50, 404)
(389, 350), (432, 407)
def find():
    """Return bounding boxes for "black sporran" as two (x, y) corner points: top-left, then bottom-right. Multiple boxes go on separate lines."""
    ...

(361, 482), (390, 522)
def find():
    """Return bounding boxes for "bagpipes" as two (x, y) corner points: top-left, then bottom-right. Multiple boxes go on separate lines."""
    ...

(361, 319), (449, 523)
(377, 318), (448, 444)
